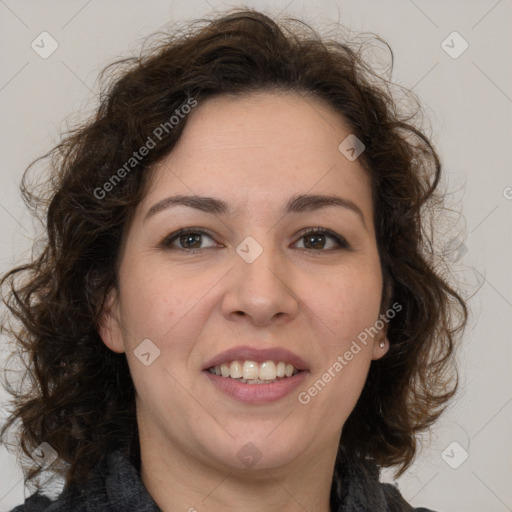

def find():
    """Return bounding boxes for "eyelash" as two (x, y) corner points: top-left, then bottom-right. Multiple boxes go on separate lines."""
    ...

(160, 227), (349, 254)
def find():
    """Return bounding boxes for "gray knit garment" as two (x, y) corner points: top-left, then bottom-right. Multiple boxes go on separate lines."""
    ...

(10, 449), (435, 511)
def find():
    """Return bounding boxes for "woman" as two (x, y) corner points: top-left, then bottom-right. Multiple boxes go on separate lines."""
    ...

(1, 9), (467, 512)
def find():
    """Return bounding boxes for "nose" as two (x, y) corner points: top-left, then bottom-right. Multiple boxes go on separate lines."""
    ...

(221, 243), (299, 327)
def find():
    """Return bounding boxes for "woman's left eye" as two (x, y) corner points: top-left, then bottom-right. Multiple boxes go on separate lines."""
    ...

(294, 228), (349, 251)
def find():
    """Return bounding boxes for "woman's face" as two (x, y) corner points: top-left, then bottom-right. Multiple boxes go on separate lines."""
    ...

(100, 91), (387, 472)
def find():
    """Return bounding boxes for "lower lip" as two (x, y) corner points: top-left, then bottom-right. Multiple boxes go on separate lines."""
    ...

(204, 371), (308, 404)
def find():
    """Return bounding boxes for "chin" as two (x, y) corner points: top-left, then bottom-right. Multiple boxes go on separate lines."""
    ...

(204, 423), (310, 472)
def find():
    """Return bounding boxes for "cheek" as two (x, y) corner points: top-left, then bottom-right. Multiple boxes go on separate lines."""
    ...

(306, 263), (383, 350)
(117, 256), (186, 340)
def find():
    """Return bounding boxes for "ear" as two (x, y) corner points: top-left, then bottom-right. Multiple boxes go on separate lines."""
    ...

(98, 287), (125, 354)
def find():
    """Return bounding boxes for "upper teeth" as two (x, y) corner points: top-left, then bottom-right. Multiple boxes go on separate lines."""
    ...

(209, 360), (298, 380)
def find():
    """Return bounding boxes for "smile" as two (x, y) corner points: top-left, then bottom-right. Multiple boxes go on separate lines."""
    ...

(207, 360), (300, 383)
(204, 363), (307, 404)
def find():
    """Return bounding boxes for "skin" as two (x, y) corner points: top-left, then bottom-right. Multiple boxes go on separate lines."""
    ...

(100, 91), (389, 512)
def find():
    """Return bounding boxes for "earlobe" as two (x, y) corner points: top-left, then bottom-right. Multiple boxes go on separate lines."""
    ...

(371, 336), (389, 360)
(98, 288), (125, 354)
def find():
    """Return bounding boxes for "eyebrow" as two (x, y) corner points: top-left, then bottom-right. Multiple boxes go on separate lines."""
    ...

(144, 193), (366, 227)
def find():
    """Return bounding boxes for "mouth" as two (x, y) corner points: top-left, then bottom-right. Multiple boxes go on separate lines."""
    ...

(202, 346), (308, 403)
(206, 359), (302, 384)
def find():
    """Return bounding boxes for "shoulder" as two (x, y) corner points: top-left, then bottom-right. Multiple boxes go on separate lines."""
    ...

(9, 486), (99, 512)
(380, 482), (438, 512)
(331, 450), (439, 512)
(7, 449), (160, 512)
(8, 493), (54, 512)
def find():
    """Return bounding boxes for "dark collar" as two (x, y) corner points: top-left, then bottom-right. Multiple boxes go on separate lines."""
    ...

(45, 449), (160, 512)
(330, 449), (414, 511)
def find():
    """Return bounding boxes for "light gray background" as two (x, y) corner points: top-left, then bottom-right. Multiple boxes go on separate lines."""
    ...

(1, 1), (511, 511)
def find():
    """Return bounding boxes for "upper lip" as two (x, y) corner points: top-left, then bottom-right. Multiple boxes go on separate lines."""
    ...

(202, 345), (308, 371)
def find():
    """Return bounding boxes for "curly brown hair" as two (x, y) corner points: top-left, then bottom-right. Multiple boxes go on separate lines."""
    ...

(1, 8), (467, 492)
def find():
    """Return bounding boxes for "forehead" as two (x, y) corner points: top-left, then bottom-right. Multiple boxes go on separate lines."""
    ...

(140, 91), (372, 219)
